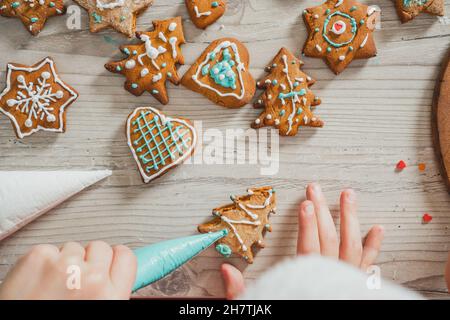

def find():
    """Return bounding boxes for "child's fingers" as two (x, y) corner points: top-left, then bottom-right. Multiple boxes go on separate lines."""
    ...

(109, 245), (137, 297)
(360, 225), (384, 271)
(60, 242), (86, 263)
(338, 189), (363, 266)
(221, 264), (245, 300)
(297, 200), (320, 255)
(85, 241), (114, 271)
(306, 183), (339, 257)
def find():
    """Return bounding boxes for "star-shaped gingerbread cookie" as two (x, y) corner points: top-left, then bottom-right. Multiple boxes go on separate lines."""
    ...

(395, 0), (444, 23)
(0, 0), (66, 36)
(105, 17), (185, 105)
(0, 57), (79, 138)
(73, 0), (153, 37)
(302, 0), (380, 74)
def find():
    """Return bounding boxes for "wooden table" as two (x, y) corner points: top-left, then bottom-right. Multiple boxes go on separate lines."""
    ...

(0, 0), (449, 298)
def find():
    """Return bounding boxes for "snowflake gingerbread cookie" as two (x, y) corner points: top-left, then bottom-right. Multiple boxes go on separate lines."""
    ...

(105, 17), (185, 105)
(252, 47), (323, 136)
(73, 0), (153, 37)
(395, 0), (444, 23)
(302, 0), (380, 75)
(198, 186), (276, 263)
(127, 106), (197, 183)
(0, 0), (66, 36)
(181, 38), (256, 108)
(0, 57), (78, 138)
(185, 0), (226, 29)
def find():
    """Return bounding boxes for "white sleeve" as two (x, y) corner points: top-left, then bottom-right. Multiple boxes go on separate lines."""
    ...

(239, 255), (423, 300)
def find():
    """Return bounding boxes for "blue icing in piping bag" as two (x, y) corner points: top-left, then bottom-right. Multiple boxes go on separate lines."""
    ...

(132, 229), (228, 292)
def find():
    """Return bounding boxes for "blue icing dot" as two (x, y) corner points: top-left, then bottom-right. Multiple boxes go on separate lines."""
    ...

(131, 83), (138, 89)
(293, 81), (299, 87)
(215, 244), (232, 258)
(208, 48), (237, 90)
(272, 79), (278, 85)
(211, 1), (219, 8)
(202, 63), (210, 76)
(123, 48), (130, 55)
(279, 110), (286, 116)
(161, 62), (167, 68)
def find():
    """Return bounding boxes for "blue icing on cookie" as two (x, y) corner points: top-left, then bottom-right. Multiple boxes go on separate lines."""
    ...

(202, 64), (211, 76)
(215, 243), (232, 258)
(209, 48), (237, 90)
(403, 0), (427, 6)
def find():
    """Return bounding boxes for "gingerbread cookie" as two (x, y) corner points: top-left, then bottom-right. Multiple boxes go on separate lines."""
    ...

(0, 0), (65, 36)
(181, 38), (256, 108)
(127, 106), (197, 183)
(252, 48), (323, 136)
(105, 17), (185, 105)
(73, 0), (153, 37)
(198, 186), (276, 263)
(302, 0), (380, 75)
(395, 0), (444, 23)
(185, 0), (226, 29)
(0, 57), (78, 138)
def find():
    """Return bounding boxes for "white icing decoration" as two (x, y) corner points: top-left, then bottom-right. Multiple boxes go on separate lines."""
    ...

(137, 34), (167, 70)
(338, 55), (346, 61)
(0, 58), (78, 138)
(96, 0), (125, 10)
(125, 59), (136, 69)
(152, 72), (162, 82)
(315, 44), (322, 52)
(168, 22), (177, 32)
(158, 32), (167, 43)
(335, 0), (343, 7)
(194, 5), (212, 18)
(360, 34), (369, 48)
(140, 68), (149, 77)
(126, 107), (197, 184)
(169, 37), (178, 59)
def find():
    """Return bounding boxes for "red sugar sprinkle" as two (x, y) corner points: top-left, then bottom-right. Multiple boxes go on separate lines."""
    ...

(396, 160), (407, 170)
(422, 213), (433, 223)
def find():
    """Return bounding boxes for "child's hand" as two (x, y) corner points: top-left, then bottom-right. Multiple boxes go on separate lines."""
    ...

(221, 183), (385, 299)
(0, 241), (136, 300)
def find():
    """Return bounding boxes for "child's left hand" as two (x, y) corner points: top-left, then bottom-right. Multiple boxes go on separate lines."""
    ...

(0, 241), (136, 300)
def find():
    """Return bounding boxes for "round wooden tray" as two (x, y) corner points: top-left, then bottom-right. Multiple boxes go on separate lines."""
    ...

(432, 51), (450, 192)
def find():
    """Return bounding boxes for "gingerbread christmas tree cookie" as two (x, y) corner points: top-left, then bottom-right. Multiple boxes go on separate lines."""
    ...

(0, 0), (65, 36)
(105, 17), (185, 105)
(302, 0), (380, 75)
(185, 0), (226, 29)
(253, 47), (323, 137)
(198, 186), (276, 263)
(395, 0), (444, 23)
(73, 0), (153, 37)
(0, 57), (78, 138)
(181, 38), (256, 108)
(127, 106), (197, 183)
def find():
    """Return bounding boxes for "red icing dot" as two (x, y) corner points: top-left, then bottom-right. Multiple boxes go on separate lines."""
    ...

(422, 213), (432, 223)
(396, 160), (406, 170)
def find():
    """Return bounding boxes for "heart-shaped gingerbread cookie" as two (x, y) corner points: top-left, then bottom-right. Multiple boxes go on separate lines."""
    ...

(185, 0), (226, 29)
(127, 107), (197, 183)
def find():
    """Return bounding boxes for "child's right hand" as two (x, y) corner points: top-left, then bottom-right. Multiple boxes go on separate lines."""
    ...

(0, 241), (136, 300)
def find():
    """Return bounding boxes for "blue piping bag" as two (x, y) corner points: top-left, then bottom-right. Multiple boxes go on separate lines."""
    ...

(132, 229), (228, 292)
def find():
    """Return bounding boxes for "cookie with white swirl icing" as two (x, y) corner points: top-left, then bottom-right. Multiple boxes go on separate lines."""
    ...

(181, 37), (256, 108)
(105, 17), (185, 105)
(198, 186), (276, 263)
